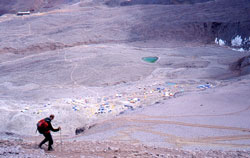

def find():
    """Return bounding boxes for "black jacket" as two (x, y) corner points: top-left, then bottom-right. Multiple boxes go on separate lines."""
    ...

(44, 117), (59, 133)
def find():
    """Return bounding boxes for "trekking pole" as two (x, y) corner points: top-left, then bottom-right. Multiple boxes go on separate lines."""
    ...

(60, 129), (62, 152)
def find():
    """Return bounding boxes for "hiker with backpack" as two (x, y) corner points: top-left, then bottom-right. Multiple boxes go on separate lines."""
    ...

(37, 114), (61, 151)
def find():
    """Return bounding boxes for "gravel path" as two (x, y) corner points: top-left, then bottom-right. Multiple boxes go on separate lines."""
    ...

(1, 139), (250, 158)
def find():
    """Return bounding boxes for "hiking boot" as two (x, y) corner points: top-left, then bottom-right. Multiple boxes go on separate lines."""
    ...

(48, 147), (54, 151)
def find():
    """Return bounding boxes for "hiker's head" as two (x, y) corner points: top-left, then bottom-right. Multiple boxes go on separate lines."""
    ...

(49, 114), (55, 120)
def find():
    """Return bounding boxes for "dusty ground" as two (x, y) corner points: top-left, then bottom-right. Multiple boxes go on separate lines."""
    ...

(1, 133), (250, 158)
(0, 0), (250, 157)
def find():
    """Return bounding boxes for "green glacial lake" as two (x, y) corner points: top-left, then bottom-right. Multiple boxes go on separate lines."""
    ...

(142, 57), (159, 63)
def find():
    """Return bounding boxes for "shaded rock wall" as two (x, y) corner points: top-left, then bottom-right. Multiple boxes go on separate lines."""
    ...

(103, 0), (250, 50)
(130, 0), (250, 49)
(214, 21), (250, 50)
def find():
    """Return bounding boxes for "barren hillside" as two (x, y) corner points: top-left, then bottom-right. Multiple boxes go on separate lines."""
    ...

(0, 0), (79, 15)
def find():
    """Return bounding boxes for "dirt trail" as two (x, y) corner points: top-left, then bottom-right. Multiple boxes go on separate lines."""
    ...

(1, 138), (250, 158)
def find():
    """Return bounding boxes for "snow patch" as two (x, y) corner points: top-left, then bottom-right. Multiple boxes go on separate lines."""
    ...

(215, 38), (226, 46)
(215, 36), (249, 52)
(232, 48), (245, 52)
(231, 35), (243, 47)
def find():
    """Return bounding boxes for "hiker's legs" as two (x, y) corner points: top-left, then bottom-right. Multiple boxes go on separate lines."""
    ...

(47, 133), (53, 150)
(39, 134), (49, 148)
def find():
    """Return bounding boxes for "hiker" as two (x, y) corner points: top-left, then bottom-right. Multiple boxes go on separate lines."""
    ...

(37, 114), (61, 151)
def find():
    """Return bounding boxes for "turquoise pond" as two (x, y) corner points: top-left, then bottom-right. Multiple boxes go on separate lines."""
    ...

(142, 57), (159, 63)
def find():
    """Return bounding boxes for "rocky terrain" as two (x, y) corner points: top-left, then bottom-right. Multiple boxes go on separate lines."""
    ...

(1, 138), (250, 158)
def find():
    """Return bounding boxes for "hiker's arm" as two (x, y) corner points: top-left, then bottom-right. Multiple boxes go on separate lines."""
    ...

(48, 122), (60, 132)
(51, 125), (60, 132)
(51, 127), (60, 132)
